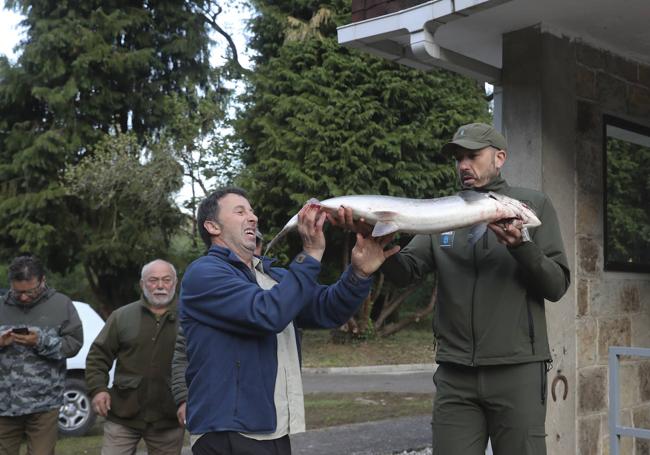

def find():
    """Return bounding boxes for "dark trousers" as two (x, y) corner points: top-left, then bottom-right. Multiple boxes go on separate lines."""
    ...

(432, 362), (548, 455)
(192, 432), (291, 455)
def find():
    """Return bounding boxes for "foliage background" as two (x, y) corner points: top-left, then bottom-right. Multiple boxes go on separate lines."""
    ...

(1, 0), (490, 322)
(605, 136), (650, 268)
(235, 0), (489, 277)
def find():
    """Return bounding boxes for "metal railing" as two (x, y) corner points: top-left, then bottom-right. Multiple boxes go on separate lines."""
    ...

(608, 346), (650, 454)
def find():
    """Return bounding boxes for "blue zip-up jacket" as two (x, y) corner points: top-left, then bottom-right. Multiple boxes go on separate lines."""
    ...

(179, 245), (373, 435)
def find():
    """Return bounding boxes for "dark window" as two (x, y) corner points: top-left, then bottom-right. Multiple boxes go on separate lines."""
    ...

(603, 116), (650, 272)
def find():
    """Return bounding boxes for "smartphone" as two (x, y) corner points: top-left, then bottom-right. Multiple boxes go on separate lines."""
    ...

(11, 327), (29, 335)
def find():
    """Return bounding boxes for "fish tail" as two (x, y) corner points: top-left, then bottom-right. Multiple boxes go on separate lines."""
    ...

(264, 214), (299, 254)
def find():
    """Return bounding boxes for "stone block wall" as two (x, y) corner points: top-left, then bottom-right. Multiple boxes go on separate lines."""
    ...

(351, 0), (428, 22)
(575, 40), (650, 454)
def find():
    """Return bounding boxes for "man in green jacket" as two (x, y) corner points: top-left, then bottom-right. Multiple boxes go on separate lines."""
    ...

(86, 259), (184, 455)
(334, 123), (570, 455)
(391, 123), (570, 455)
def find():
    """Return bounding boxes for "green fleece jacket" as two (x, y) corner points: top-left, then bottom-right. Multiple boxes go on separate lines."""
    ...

(382, 176), (570, 366)
(85, 299), (179, 430)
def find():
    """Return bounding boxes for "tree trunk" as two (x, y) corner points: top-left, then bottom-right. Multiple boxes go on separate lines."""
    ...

(373, 285), (418, 330)
(376, 278), (437, 337)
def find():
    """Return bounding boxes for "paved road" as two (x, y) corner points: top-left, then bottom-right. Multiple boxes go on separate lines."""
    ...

(292, 415), (432, 455)
(155, 365), (496, 455)
(175, 416), (431, 455)
(302, 365), (435, 394)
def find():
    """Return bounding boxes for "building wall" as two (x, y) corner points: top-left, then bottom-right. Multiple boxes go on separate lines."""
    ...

(501, 27), (578, 455)
(351, 0), (428, 22)
(502, 26), (650, 454)
(574, 39), (650, 455)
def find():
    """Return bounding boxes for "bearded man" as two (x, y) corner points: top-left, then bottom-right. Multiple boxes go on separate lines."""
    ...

(86, 259), (184, 455)
(334, 123), (570, 455)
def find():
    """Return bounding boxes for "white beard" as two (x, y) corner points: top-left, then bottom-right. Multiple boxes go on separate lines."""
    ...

(143, 288), (174, 308)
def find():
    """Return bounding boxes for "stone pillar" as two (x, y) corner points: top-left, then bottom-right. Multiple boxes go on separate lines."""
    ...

(501, 26), (578, 454)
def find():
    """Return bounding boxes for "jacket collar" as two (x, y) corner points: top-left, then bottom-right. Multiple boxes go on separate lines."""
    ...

(473, 174), (509, 193)
(138, 297), (177, 320)
(207, 245), (277, 272)
(2, 287), (55, 309)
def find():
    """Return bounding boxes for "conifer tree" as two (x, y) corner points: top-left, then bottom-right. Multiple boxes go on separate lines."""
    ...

(236, 1), (489, 253)
(234, 0), (490, 335)
(0, 0), (223, 312)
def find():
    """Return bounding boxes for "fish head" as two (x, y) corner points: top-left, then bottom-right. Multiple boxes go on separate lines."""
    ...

(488, 192), (541, 228)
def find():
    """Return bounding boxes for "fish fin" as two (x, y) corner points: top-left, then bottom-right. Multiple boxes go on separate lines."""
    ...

(372, 221), (399, 237)
(370, 211), (400, 237)
(468, 223), (487, 245)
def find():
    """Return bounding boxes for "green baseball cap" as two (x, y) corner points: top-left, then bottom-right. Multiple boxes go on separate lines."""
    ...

(441, 123), (507, 154)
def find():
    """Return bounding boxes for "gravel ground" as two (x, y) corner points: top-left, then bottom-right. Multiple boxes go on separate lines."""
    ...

(393, 440), (494, 455)
(394, 448), (432, 455)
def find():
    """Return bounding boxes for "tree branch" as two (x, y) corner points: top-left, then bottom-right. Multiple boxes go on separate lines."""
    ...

(377, 280), (437, 338)
(373, 285), (417, 329)
(183, 170), (209, 196)
(83, 264), (109, 318)
(191, 0), (249, 75)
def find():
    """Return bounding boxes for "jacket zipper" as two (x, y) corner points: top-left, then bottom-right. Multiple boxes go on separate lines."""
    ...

(470, 236), (479, 366)
(527, 300), (536, 355)
(234, 360), (241, 416)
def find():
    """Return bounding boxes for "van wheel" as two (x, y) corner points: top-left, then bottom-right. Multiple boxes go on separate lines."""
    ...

(59, 377), (96, 437)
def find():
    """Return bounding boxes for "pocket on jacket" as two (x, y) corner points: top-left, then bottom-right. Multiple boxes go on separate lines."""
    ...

(110, 374), (143, 418)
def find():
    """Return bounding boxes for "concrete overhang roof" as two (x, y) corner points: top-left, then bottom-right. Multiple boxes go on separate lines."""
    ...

(337, 0), (650, 84)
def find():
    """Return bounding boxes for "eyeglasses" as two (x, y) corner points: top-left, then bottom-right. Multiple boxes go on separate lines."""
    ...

(10, 280), (44, 299)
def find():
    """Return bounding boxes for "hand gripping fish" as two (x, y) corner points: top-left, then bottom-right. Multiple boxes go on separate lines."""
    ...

(264, 191), (541, 253)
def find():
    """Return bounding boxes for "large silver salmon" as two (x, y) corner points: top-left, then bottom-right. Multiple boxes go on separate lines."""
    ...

(265, 191), (541, 253)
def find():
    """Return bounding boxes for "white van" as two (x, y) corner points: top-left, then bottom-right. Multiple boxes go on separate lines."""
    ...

(59, 301), (112, 436)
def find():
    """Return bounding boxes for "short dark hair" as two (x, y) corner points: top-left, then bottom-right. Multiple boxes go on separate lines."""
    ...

(197, 187), (249, 248)
(8, 254), (45, 282)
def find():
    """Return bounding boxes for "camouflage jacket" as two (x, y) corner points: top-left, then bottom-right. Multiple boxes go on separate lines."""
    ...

(0, 288), (83, 416)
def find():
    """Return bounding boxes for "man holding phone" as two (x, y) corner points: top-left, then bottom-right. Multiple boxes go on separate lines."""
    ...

(0, 254), (83, 455)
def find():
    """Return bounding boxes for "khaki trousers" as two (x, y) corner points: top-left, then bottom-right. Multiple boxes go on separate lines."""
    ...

(101, 420), (185, 455)
(0, 408), (59, 455)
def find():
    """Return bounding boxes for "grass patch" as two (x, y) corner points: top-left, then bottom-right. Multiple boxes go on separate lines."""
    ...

(301, 323), (435, 368)
(53, 432), (103, 455)
(305, 392), (433, 429)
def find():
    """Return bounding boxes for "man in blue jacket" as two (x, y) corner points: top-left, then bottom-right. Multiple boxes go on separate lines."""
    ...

(180, 187), (398, 455)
